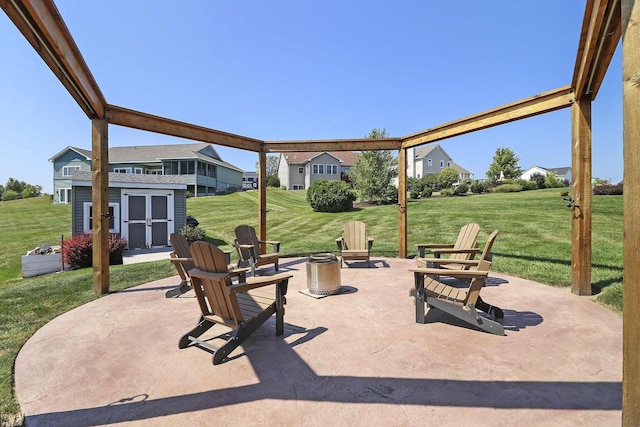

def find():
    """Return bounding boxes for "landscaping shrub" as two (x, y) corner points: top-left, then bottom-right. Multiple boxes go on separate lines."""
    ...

(440, 189), (454, 197)
(383, 184), (398, 204)
(62, 233), (128, 269)
(470, 180), (486, 194)
(529, 172), (546, 189)
(421, 187), (433, 198)
(266, 175), (280, 187)
(179, 225), (206, 243)
(490, 183), (522, 193)
(410, 189), (421, 199)
(521, 180), (538, 191)
(593, 183), (623, 195)
(453, 183), (468, 195)
(306, 179), (356, 212)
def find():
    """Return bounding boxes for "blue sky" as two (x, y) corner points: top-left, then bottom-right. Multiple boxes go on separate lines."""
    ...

(0, 1), (623, 194)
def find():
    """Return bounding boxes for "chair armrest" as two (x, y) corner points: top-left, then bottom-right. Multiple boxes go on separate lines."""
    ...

(336, 237), (343, 251)
(416, 257), (481, 266)
(430, 248), (480, 256)
(409, 267), (488, 279)
(416, 243), (455, 249)
(189, 268), (232, 281)
(259, 240), (281, 253)
(368, 237), (374, 250)
(230, 273), (294, 293)
(170, 257), (193, 264)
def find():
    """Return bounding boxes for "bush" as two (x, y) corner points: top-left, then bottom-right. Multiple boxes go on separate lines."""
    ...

(593, 183), (623, 195)
(421, 187), (433, 198)
(453, 183), (468, 195)
(62, 233), (128, 270)
(521, 180), (538, 191)
(179, 225), (206, 243)
(529, 172), (546, 189)
(470, 180), (486, 194)
(440, 189), (454, 197)
(410, 189), (421, 199)
(489, 183), (522, 193)
(383, 184), (398, 204)
(266, 175), (280, 187)
(306, 179), (356, 212)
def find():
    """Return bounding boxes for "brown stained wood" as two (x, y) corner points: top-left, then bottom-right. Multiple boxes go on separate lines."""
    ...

(402, 87), (575, 149)
(398, 148), (407, 258)
(622, 1), (640, 424)
(91, 119), (109, 294)
(258, 151), (267, 248)
(0, 0), (106, 118)
(106, 105), (263, 152)
(570, 100), (593, 296)
(264, 138), (401, 152)
(573, 0), (622, 100)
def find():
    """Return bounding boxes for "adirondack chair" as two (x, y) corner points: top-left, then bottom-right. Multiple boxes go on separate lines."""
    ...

(416, 223), (480, 261)
(167, 232), (232, 298)
(233, 225), (280, 276)
(410, 259), (505, 335)
(336, 220), (374, 267)
(416, 230), (499, 272)
(179, 241), (293, 365)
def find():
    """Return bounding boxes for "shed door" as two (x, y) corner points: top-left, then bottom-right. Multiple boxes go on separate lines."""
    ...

(122, 190), (174, 248)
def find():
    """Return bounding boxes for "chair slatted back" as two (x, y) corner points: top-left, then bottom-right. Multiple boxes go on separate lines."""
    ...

(170, 233), (195, 270)
(343, 221), (368, 251)
(479, 230), (499, 262)
(190, 241), (242, 326)
(449, 223), (480, 261)
(464, 260), (491, 306)
(235, 225), (262, 260)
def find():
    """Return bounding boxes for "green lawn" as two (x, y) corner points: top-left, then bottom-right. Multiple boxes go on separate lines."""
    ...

(0, 190), (623, 425)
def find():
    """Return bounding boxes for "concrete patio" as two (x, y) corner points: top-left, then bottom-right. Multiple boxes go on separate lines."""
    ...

(15, 256), (622, 426)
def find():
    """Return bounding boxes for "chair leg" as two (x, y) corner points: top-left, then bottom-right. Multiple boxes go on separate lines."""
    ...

(165, 280), (191, 298)
(179, 316), (215, 348)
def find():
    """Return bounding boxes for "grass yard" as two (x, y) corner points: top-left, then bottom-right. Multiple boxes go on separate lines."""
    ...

(0, 189), (623, 425)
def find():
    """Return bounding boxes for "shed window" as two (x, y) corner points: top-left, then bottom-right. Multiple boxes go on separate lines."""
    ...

(83, 202), (120, 233)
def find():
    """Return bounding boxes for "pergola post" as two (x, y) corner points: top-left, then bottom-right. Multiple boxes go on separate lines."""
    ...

(398, 148), (407, 258)
(622, 0), (640, 424)
(91, 118), (110, 295)
(570, 99), (592, 296)
(258, 150), (267, 247)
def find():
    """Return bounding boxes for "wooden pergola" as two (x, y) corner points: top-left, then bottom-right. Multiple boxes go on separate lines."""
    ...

(2, 0), (638, 423)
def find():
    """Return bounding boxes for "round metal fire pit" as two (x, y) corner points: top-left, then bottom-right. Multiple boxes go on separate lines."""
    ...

(306, 253), (341, 295)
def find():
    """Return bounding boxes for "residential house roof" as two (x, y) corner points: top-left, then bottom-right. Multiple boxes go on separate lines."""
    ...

(71, 171), (188, 189)
(48, 146), (92, 161)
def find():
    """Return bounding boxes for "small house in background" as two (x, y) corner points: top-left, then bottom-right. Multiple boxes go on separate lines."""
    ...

(49, 143), (243, 204)
(521, 166), (572, 184)
(277, 151), (358, 190)
(406, 144), (473, 181)
(242, 171), (258, 189)
(71, 172), (188, 249)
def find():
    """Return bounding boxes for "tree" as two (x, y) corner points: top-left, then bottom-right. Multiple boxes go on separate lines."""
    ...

(349, 128), (398, 204)
(255, 155), (279, 177)
(437, 167), (460, 189)
(486, 147), (523, 184)
(266, 175), (280, 187)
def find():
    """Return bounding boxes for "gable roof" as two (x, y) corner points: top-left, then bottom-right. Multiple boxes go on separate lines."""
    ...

(48, 146), (92, 162)
(281, 151), (358, 166)
(413, 144), (452, 161)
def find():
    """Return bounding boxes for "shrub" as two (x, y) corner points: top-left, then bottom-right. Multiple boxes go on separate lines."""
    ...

(179, 225), (206, 243)
(421, 187), (433, 198)
(383, 184), (398, 204)
(453, 183), (468, 195)
(306, 179), (356, 212)
(593, 183), (623, 195)
(530, 172), (546, 189)
(521, 180), (538, 191)
(440, 189), (454, 197)
(410, 189), (421, 199)
(266, 175), (280, 187)
(470, 180), (486, 194)
(62, 233), (128, 270)
(490, 183), (522, 193)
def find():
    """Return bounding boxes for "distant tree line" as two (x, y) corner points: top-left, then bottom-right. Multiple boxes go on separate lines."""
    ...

(0, 178), (42, 201)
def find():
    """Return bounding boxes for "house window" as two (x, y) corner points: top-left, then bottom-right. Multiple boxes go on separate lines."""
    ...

(427, 159), (432, 166)
(83, 202), (120, 233)
(134, 168), (143, 174)
(440, 160), (444, 168)
(62, 166), (80, 176)
(180, 161), (195, 175)
(114, 168), (131, 174)
(312, 164), (324, 174)
(447, 161), (451, 167)
(59, 188), (72, 204)
(298, 167), (304, 174)
(293, 185), (304, 190)
(327, 164), (338, 175)
(164, 161), (178, 175)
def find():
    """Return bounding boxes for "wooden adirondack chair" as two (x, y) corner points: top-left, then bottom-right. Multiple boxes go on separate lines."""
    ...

(416, 223), (480, 261)
(416, 230), (499, 271)
(410, 259), (504, 335)
(336, 220), (374, 267)
(166, 233), (196, 298)
(179, 241), (293, 365)
(233, 225), (280, 276)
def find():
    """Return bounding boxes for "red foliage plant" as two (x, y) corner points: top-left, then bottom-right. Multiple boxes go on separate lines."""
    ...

(62, 233), (128, 270)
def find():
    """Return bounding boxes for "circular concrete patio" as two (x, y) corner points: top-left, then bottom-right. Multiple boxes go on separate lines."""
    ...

(15, 257), (622, 426)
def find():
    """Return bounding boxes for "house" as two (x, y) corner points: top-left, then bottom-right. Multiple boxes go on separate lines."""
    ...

(49, 143), (244, 204)
(407, 144), (473, 181)
(521, 166), (572, 184)
(277, 151), (358, 190)
(242, 171), (258, 189)
(71, 171), (188, 248)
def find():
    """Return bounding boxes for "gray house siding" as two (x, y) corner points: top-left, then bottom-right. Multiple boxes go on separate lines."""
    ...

(52, 151), (91, 204)
(71, 187), (122, 235)
(216, 168), (242, 193)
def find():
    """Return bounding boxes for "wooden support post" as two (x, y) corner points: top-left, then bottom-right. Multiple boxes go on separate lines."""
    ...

(570, 99), (592, 296)
(398, 148), (407, 258)
(622, 1), (640, 424)
(258, 151), (267, 250)
(91, 118), (110, 295)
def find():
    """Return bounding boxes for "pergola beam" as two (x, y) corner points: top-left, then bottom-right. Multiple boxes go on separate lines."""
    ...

(572, 0), (622, 101)
(0, 0), (106, 118)
(106, 105), (264, 152)
(265, 138), (402, 152)
(402, 86), (575, 149)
